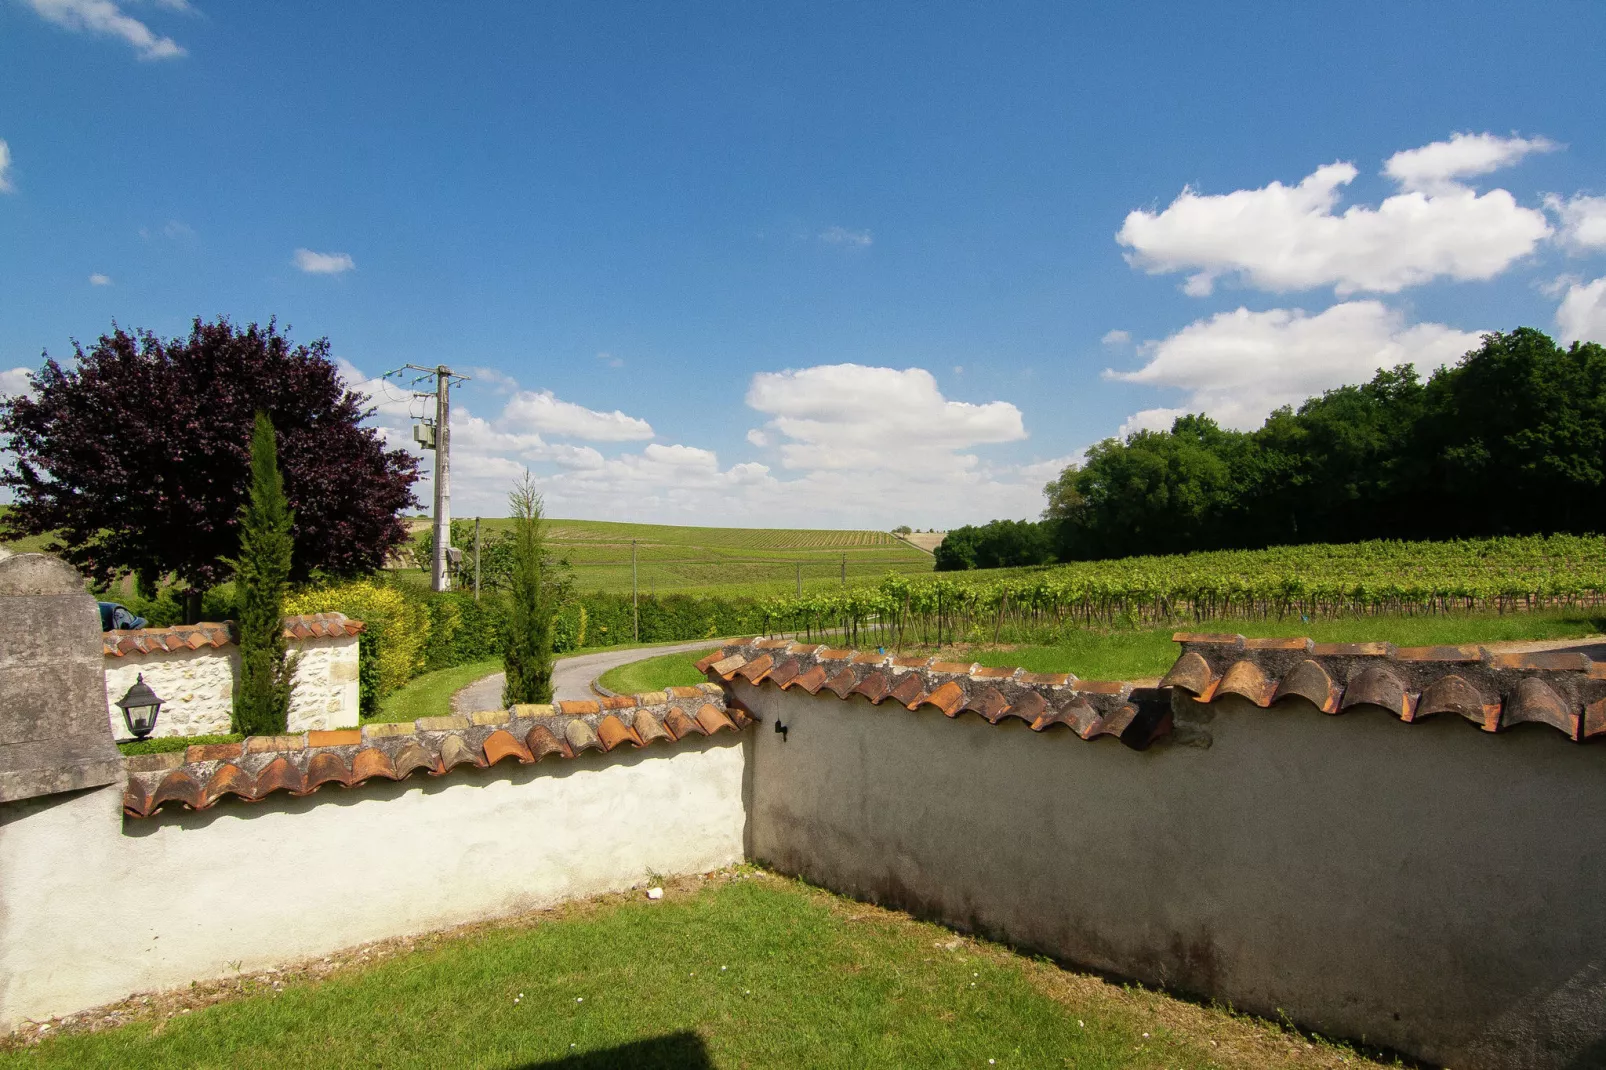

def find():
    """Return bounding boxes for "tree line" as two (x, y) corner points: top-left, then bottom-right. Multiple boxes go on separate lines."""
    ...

(937, 328), (1606, 570)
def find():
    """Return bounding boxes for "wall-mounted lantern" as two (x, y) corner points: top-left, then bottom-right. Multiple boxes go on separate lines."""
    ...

(116, 674), (164, 741)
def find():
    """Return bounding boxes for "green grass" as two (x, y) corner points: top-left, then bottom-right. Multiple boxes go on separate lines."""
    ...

(935, 609), (1606, 681)
(597, 647), (721, 695)
(0, 871), (1387, 1069)
(369, 659), (502, 724)
(398, 517), (934, 597)
(116, 734), (242, 756)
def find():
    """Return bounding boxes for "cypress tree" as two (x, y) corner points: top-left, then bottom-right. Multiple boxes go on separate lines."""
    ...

(502, 473), (554, 705)
(232, 412), (297, 735)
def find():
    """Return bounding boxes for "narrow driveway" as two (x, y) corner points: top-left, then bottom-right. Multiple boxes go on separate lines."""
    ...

(451, 639), (722, 713)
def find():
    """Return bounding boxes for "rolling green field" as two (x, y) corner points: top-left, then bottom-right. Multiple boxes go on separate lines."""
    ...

(403, 517), (935, 597)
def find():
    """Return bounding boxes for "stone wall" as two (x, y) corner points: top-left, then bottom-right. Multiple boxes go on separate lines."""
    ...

(101, 616), (361, 738)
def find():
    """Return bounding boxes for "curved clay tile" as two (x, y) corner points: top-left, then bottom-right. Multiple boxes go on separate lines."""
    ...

(524, 725), (569, 761)
(483, 728), (534, 765)
(299, 751), (352, 793)
(596, 714), (642, 751)
(1273, 659), (1340, 714)
(1340, 666), (1409, 718)
(632, 709), (673, 746)
(564, 718), (604, 754)
(1101, 704), (1139, 737)
(1504, 677), (1578, 737)
(663, 708), (700, 739)
(203, 763), (255, 808)
(994, 690), (1046, 726)
(790, 665), (829, 694)
(1412, 674), (1494, 729)
(767, 658), (802, 688)
(1160, 651), (1215, 697)
(350, 747), (401, 782)
(695, 703), (737, 735)
(915, 679), (966, 717)
(438, 733), (486, 772)
(960, 686), (1009, 722)
(557, 699), (600, 716)
(735, 654), (774, 684)
(1030, 698), (1104, 738)
(1217, 660), (1276, 707)
(824, 666), (858, 699)
(122, 779), (151, 818)
(151, 769), (205, 812)
(850, 671), (890, 703)
(392, 741), (440, 778)
(1585, 698), (1606, 741)
(253, 756), (306, 799)
(888, 673), (926, 707)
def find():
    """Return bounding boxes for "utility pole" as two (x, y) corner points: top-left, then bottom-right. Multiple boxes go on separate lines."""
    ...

(473, 516), (481, 602)
(385, 363), (469, 594)
(841, 553), (846, 586)
(796, 561), (802, 596)
(632, 539), (639, 643)
(431, 366), (452, 592)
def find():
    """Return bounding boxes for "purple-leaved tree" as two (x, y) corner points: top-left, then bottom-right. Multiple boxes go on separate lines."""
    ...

(0, 317), (420, 620)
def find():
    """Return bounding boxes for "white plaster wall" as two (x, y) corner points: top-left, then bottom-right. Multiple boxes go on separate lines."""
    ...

(102, 635), (360, 738)
(0, 737), (746, 1029)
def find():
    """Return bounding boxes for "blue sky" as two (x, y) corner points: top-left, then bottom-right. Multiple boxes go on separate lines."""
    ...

(3, 1), (1605, 526)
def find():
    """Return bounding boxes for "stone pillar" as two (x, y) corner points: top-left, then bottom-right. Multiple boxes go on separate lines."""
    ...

(0, 554), (122, 802)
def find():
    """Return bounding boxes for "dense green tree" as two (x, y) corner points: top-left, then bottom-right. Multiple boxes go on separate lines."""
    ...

(934, 519), (1055, 571)
(502, 475), (556, 705)
(1025, 327), (1606, 565)
(230, 413), (297, 736)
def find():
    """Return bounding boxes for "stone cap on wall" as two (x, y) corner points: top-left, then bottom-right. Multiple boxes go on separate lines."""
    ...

(0, 554), (124, 803)
(121, 683), (743, 819)
(102, 613), (364, 657)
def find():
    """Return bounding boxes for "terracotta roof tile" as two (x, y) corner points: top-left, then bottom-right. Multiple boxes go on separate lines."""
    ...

(484, 729), (534, 765)
(121, 689), (747, 818)
(888, 672), (926, 707)
(557, 699), (601, 716)
(564, 719), (603, 754)
(103, 614), (362, 657)
(824, 666), (859, 699)
(766, 658), (802, 689)
(789, 664), (829, 694)
(523, 725), (569, 762)
(665, 686), (704, 698)
(596, 714), (642, 751)
(734, 654), (775, 684)
(850, 671), (891, 704)
(916, 679), (966, 716)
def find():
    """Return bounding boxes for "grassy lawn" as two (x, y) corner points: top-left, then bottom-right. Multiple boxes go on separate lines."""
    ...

(918, 609), (1606, 682)
(0, 869), (1388, 1069)
(597, 648), (721, 695)
(369, 659), (503, 724)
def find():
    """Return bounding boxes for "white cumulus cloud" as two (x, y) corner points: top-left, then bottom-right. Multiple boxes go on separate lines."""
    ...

(1117, 135), (1553, 297)
(0, 369), (35, 398)
(293, 248), (355, 274)
(746, 363), (1025, 472)
(0, 139), (12, 193)
(1100, 329), (1130, 346)
(1107, 301), (1484, 430)
(1382, 132), (1557, 195)
(500, 390), (654, 441)
(1556, 277), (1606, 345)
(89, 273), (111, 286)
(1546, 194), (1606, 253)
(22, 0), (185, 59)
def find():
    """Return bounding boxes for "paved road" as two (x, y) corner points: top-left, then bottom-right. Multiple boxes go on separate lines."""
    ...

(451, 639), (722, 713)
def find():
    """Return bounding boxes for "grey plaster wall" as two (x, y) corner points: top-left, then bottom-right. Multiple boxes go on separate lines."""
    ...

(734, 679), (1606, 1070)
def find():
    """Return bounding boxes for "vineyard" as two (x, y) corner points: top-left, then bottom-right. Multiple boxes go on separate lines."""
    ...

(400, 517), (934, 596)
(748, 535), (1606, 648)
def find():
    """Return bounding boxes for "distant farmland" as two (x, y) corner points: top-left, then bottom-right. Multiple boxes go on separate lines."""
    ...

(403, 517), (936, 596)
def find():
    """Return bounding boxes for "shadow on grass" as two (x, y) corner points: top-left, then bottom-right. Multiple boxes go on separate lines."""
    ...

(512, 1031), (713, 1069)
